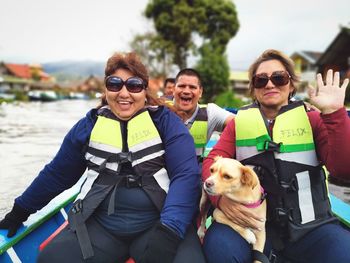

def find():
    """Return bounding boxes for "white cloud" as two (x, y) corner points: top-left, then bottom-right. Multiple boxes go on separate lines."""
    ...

(0, 0), (349, 70)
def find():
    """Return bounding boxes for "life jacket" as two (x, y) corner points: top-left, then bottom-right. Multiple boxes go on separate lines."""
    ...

(68, 106), (169, 259)
(189, 105), (208, 158)
(235, 101), (336, 249)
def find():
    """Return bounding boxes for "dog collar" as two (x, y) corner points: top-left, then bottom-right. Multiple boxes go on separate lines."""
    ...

(244, 186), (266, 209)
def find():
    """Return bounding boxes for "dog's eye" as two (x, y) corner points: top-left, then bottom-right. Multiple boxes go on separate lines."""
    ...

(210, 167), (215, 173)
(223, 174), (231, 180)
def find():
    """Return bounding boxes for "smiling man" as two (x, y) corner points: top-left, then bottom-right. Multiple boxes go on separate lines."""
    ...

(173, 68), (235, 160)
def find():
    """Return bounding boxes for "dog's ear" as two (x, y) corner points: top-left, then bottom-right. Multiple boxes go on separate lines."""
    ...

(240, 166), (258, 189)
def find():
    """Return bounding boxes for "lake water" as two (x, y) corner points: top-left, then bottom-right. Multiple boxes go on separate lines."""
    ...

(0, 100), (349, 218)
(0, 99), (99, 217)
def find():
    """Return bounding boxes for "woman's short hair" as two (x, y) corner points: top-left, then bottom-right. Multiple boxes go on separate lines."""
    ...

(99, 52), (150, 107)
(105, 52), (149, 86)
(248, 49), (299, 100)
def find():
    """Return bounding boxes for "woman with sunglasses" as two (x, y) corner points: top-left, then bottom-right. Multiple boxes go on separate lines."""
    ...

(0, 52), (205, 263)
(202, 49), (350, 263)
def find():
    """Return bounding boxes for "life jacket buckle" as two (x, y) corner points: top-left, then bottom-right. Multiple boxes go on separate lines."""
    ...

(264, 141), (281, 152)
(116, 151), (133, 164)
(268, 250), (277, 263)
(274, 208), (289, 223)
(72, 199), (83, 214)
(126, 175), (142, 188)
(281, 178), (298, 192)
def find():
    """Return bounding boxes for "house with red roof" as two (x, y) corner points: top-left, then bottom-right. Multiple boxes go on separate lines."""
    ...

(0, 62), (55, 92)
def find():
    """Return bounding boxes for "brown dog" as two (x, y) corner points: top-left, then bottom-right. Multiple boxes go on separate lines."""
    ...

(198, 156), (267, 257)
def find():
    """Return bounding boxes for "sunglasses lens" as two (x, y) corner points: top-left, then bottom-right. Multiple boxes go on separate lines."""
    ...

(105, 77), (123, 92)
(253, 75), (269, 89)
(125, 77), (145, 93)
(253, 71), (290, 89)
(271, 72), (290, 86)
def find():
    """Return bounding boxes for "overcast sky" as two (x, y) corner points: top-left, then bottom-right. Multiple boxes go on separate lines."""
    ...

(0, 0), (349, 70)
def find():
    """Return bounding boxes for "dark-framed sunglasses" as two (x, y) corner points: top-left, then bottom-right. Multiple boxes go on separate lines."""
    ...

(105, 76), (146, 93)
(252, 71), (291, 89)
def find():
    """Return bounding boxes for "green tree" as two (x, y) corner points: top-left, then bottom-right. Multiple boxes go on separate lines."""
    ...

(214, 90), (244, 108)
(145, 0), (239, 69)
(130, 32), (175, 78)
(196, 43), (230, 102)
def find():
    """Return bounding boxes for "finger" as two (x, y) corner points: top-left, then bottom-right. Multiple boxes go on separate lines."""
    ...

(326, 69), (333, 87)
(316, 73), (324, 89)
(341, 78), (349, 90)
(307, 85), (316, 99)
(334, 71), (340, 87)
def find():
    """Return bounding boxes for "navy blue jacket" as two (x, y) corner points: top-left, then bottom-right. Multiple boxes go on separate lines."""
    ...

(15, 106), (200, 238)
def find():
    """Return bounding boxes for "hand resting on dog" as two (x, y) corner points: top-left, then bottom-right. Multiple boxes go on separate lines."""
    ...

(218, 195), (265, 231)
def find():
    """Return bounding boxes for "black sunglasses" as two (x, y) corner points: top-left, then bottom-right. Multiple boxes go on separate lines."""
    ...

(252, 71), (291, 89)
(105, 76), (146, 93)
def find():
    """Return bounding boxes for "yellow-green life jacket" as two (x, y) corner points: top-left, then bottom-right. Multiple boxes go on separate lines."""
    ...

(235, 101), (335, 247)
(189, 105), (208, 157)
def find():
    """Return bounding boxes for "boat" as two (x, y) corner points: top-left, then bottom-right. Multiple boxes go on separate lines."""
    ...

(1, 115), (350, 262)
(27, 90), (58, 102)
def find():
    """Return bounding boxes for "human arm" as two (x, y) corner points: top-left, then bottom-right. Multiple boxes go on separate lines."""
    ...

(141, 107), (200, 262)
(156, 108), (200, 238)
(308, 70), (350, 180)
(0, 110), (95, 237)
(310, 108), (350, 181)
(202, 120), (265, 230)
(207, 103), (235, 137)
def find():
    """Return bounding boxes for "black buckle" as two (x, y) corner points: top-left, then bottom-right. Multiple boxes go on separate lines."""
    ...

(274, 208), (289, 223)
(269, 250), (277, 263)
(116, 152), (133, 164)
(72, 199), (83, 214)
(281, 177), (298, 192)
(126, 175), (141, 188)
(264, 141), (281, 152)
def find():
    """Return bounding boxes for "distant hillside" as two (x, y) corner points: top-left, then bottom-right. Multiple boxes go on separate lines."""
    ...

(43, 61), (105, 82)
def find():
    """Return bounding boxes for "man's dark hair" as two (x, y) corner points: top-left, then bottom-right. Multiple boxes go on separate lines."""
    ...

(164, 77), (175, 87)
(175, 68), (202, 87)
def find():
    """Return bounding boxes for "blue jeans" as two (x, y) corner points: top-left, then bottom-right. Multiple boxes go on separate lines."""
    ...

(203, 221), (350, 263)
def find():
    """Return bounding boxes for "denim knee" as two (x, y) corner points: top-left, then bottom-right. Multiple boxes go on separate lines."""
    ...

(203, 222), (251, 263)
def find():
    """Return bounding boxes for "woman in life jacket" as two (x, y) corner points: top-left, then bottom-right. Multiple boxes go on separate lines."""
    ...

(201, 49), (350, 263)
(0, 52), (206, 263)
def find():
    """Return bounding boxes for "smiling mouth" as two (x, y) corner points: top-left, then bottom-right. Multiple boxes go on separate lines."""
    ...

(117, 101), (132, 105)
(180, 97), (192, 103)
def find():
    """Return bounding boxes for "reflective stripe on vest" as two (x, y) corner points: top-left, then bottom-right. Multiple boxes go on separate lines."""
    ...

(85, 116), (123, 172)
(236, 103), (318, 167)
(236, 103), (322, 225)
(128, 111), (164, 165)
(79, 109), (169, 200)
(189, 106), (208, 157)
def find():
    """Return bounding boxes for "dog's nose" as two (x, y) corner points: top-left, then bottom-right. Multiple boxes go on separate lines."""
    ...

(205, 180), (214, 188)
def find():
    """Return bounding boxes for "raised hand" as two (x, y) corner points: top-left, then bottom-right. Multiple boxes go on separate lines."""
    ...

(308, 69), (349, 114)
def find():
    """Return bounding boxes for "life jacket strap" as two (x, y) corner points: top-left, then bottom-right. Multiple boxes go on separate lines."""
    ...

(70, 199), (94, 259)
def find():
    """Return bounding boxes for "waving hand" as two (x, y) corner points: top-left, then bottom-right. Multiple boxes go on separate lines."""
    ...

(308, 69), (349, 114)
